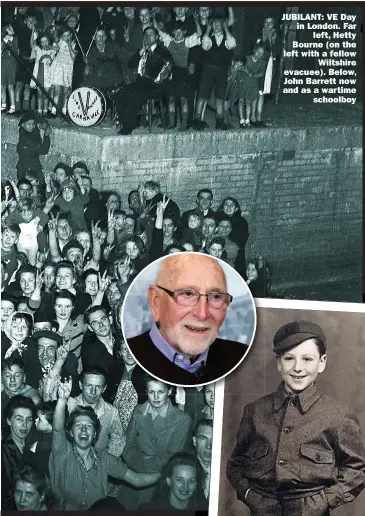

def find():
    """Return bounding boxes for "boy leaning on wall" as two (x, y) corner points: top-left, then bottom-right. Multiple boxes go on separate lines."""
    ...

(227, 320), (365, 516)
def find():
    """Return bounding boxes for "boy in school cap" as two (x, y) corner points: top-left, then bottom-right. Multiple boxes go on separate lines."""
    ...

(227, 320), (365, 516)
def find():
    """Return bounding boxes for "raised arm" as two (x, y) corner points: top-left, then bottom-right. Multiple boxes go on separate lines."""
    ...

(152, 11), (171, 47)
(227, 7), (235, 27)
(43, 191), (60, 216)
(38, 124), (52, 155)
(90, 220), (102, 266)
(47, 212), (62, 263)
(9, 180), (20, 202)
(202, 21), (212, 51)
(40, 341), (70, 401)
(91, 271), (110, 307)
(223, 19), (236, 50)
(28, 268), (44, 310)
(106, 209), (116, 246)
(52, 377), (72, 453)
(150, 196), (169, 260)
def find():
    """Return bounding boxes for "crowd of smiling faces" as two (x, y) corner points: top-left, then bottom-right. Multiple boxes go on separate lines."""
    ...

(2, 6), (278, 130)
(1, 156), (227, 510)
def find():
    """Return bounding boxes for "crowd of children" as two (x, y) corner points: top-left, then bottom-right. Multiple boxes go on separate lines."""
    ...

(1, 168), (217, 508)
(1, 6), (276, 511)
(0, 105), (271, 510)
(1, 6), (282, 131)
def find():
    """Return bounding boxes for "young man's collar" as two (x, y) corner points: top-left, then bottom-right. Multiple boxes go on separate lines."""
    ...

(76, 393), (105, 416)
(197, 454), (211, 472)
(273, 381), (322, 413)
(144, 398), (171, 419)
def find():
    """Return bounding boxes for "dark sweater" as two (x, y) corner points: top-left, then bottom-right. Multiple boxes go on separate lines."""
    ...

(203, 35), (233, 69)
(16, 128), (50, 182)
(127, 331), (249, 385)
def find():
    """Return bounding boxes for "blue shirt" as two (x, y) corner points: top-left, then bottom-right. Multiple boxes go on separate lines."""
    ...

(149, 323), (208, 373)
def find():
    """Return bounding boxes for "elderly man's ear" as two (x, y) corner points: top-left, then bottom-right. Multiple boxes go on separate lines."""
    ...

(148, 285), (161, 323)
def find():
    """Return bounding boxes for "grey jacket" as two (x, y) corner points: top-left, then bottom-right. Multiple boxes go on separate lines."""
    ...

(227, 382), (365, 516)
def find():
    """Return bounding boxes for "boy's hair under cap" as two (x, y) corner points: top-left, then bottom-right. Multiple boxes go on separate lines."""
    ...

(19, 111), (37, 126)
(273, 320), (326, 354)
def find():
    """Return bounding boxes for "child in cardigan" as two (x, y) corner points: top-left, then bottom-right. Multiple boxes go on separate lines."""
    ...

(30, 32), (57, 116)
(1, 24), (18, 114)
(6, 198), (49, 266)
(227, 321), (365, 516)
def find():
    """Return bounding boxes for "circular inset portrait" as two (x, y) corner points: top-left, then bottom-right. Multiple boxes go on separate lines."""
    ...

(121, 252), (256, 387)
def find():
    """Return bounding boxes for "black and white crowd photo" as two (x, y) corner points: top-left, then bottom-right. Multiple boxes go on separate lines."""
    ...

(0, 2), (363, 514)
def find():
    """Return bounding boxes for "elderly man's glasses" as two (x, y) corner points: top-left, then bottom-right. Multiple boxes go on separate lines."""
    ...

(157, 286), (232, 309)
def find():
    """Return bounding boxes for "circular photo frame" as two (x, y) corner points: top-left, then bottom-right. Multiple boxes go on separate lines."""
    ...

(121, 252), (257, 387)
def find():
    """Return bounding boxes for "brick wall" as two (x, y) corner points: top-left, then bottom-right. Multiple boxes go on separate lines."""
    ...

(2, 118), (362, 299)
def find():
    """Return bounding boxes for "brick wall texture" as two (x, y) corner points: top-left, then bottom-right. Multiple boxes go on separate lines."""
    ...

(2, 118), (362, 297)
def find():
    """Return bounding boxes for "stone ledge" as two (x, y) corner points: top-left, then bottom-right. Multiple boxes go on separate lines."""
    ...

(2, 116), (362, 165)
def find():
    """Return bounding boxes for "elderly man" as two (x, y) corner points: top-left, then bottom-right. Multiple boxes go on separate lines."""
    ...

(127, 253), (249, 385)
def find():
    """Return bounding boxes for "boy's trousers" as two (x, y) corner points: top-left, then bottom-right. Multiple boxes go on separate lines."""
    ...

(246, 488), (331, 516)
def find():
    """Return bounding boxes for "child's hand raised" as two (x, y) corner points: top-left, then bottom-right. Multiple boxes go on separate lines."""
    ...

(34, 269), (45, 290)
(44, 191), (60, 212)
(91, 220), (103, 241)
(57, 340), (70, 364)
(57, 377), (72, 400)
(117, 256), (132, 283)
(44, 124), (52, 137)
(107, 209), (116, 229)
(156, 195), (170, 217)
(48, 211), (59, 231)
(103, 243), (115, 260)
(98, 270), (111, 292)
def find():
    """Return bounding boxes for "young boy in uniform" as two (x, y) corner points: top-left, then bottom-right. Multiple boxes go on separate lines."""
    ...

(227, 321), (365, 516)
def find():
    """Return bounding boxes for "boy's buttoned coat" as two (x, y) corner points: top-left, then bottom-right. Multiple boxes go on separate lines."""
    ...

(227, 382), (365, 516)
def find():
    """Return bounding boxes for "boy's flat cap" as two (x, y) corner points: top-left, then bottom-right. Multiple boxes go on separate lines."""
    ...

(60, 177), (78, 191)
(273, 320), (326, 353)
(18, 111), (37, 126)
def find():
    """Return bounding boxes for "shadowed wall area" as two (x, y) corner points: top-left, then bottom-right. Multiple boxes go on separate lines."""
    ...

(219, 306), (365, 516)
(1, 115), (362, 301)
